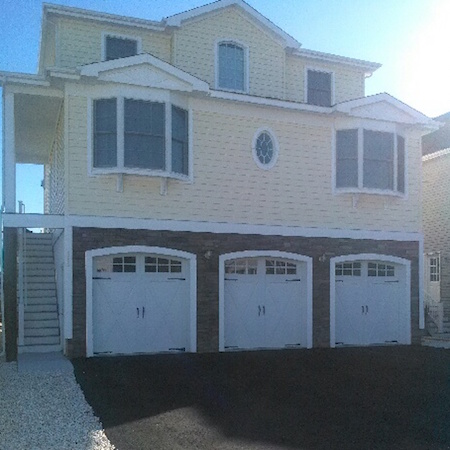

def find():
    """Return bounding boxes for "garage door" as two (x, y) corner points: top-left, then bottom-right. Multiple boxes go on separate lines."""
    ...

(224, 257), (308, 350)
(92, 253), (189, 355)
(335, 260), (407, 346)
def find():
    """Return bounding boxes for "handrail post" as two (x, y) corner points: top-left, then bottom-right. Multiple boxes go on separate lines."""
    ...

(17, 228), (24, 347)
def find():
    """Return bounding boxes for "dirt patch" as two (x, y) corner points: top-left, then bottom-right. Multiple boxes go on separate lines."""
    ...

(73, 347), (450, 449)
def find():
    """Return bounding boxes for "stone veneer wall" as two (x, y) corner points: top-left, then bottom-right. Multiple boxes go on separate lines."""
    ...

(68, 227), (422, 357)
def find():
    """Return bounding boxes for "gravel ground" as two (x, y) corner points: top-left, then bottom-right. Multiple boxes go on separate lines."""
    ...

(0, 356), (114, 450)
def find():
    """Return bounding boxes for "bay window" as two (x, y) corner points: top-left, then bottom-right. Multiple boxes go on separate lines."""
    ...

(336, 128), (405, 194)
(92, 97), (189, 179)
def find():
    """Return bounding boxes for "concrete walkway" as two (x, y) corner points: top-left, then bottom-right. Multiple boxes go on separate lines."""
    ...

(17, 352), (73, 374)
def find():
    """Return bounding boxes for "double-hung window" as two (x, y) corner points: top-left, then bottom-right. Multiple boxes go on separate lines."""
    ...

(104, 35), (138, 61)
(92, 97), (189, 178)
(336, 127), (405, 194)
(217, 42), (246, 92)
(307, 69), (333, 106)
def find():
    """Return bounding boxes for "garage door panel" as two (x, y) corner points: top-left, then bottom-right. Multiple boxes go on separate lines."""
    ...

(93, 254), (190, 355)
(335, 260), (407, 347)
(224, 257), (307, 350)
(224, 277), (261, 349)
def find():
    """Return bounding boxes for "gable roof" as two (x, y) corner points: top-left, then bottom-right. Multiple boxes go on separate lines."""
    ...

(335, 93), (439, 128)
(164, 0), (301, 50)
(79, 53), (210, 93)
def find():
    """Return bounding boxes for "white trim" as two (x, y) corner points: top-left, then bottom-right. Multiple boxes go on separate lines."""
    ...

(3, 91), (16, 212)
(295, 48), (380, 73)
(305, 67), (335, 106)
(251, 127), (279, 170)
(165, 0), (301, 50)
(2, 213), (423, 242)
(85, 245), (197, 357)
(101, 32), (142, 62)
(44, 4), (164, 32)
(215, 39), (249, 94)
(329, 253), (412, 348)
(63, 225), (73, 343)
(0, 72), (50, 87)
(218, 250), (313, 351)
(79, 53), (210, 93)
(422, 148), (450, 162)
(419, 237), (425, 329)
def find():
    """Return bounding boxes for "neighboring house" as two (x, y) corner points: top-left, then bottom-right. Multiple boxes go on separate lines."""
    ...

(422, 112), (450, 335)
(0, 0), (439, 361)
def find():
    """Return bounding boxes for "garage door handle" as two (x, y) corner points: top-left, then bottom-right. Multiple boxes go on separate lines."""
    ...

(263, 306), (265, 315)
(258, 305), (261, 316)
(168, 277), (186, 281)
(92, 277), (111, 280)
(385, 280), (399, 283)
(137, 307), (140, 318)
(366, 305), (369, 314)
(142, 307), (145, 318)
(362, 306), (364, 314)
(285, 279), (301, 282)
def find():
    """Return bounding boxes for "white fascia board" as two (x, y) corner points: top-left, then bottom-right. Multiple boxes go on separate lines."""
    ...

(335, 93), (439, 127)
(0, 71), (50, 87)
(62, 214), (422, 242)
(79, 54), (210, 93)
(43, 3), (164, 32)
(165, 0), (301, 50)
(422, 148), (450, 162)
(48, 67), (81, 80)
(210, 89), (333, 114)
(294, 48), (381, 73)
(2, 213), (65, 229)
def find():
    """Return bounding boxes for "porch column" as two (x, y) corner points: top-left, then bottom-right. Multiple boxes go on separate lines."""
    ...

(3, 90), (16, 212)
(3, 228), (18, 361)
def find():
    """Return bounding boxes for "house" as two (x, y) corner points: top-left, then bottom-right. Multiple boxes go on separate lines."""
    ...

(422, 112), (450, 337)
(0, 0), (439, 361)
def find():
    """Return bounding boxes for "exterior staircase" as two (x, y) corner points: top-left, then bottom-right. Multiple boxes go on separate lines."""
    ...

(18, 232), (61, 354)
(422, 299), (450, 349)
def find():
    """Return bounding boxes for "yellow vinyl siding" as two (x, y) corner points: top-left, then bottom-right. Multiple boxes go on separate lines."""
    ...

(67, 94), (420, 233)
(56, 17), (171, 68)
(285, 56), (366, 104)
(172, 7), (285, 99)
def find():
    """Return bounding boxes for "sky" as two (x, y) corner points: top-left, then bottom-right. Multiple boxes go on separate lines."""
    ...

(0, 0), (449, 213)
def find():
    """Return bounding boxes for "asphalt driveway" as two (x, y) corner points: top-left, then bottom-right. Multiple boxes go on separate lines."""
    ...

(73, 347), (450, 450)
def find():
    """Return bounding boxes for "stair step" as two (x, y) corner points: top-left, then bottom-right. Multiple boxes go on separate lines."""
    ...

(24, 283), (56, 291)
(25, 311), (58, 321)
(25, 304), (57, 313)
(23, 247), (53, 255)
(24, 289), (56, 299)
(18, 344), (62, 354)
(24, 335), (60, 346)
(25, 318), (59, 329)
(24, 267), (55, 275)
(24, 327), (59, 338)
(22, 277), (56, 284)
(23, 256), (54, 264)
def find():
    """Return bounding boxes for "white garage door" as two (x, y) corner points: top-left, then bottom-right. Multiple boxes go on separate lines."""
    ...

(224, 257), (308, 350)
(92, 253), (189, 355)
(335, 260), (408, 346)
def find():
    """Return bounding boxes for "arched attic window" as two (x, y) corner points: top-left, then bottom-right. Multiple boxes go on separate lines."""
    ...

(216, 41), (247, 92)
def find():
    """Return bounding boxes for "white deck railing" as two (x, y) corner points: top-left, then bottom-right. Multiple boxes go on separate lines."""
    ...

(424, 291), (444, 333)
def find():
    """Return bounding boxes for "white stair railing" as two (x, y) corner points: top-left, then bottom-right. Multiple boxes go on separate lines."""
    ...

(424, 291), (444, 333)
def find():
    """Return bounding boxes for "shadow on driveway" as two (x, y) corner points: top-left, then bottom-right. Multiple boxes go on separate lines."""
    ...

(73, 347), (450, 450)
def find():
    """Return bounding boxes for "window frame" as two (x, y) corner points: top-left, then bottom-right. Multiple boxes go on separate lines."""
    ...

(101, 32), (142, 62)
(429, 255), (440, 283)
(252, 127), (279, 170)
(215, 39), (249, 93)
(333, 124), (407, 197)
(305, 67), (334, 107)
(88, 91), (192, 182)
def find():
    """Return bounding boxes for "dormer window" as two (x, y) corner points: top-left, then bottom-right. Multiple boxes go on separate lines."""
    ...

(103, 34), (140, 61)
(217, 41), (247, 92)
(306, 69), (333, 106)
